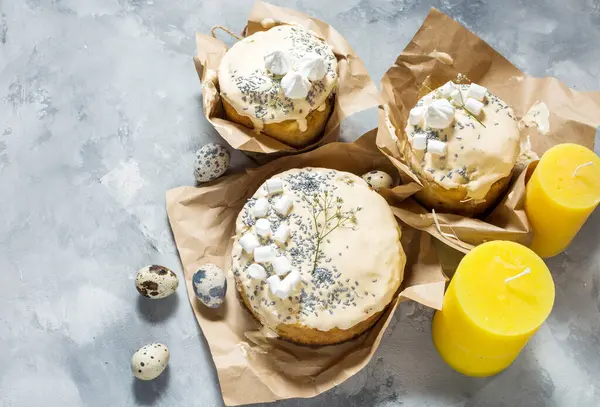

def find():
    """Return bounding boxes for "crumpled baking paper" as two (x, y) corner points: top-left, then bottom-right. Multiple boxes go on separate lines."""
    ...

(166, 131), (446, 406)
(377, 8), (600, 253)
(194, 1), (380, 162)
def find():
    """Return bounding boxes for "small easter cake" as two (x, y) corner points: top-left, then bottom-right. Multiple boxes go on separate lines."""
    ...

(231, 168), (405, 345)
(217, 25), (338, 148)
(401, 82), (521, 216)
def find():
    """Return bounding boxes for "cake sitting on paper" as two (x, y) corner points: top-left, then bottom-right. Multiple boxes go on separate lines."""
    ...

(401, 82), (521, 216)
(232, 168), (405, 345)
(218, 25), (338, 148)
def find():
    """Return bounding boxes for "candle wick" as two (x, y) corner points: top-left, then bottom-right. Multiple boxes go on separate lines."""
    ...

(505, 268), (531, 283)
(573, 161), (593, 177)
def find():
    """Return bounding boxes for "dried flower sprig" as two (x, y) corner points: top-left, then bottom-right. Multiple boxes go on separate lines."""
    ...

(303, 191), (361, 275)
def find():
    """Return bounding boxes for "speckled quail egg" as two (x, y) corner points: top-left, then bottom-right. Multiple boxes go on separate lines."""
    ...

(135, 265), (179, 299)
(131, 343), (170, 380)
(362, 170), (394, 191)
(194, 143), (230, 183)
(192, 264), (227, 308)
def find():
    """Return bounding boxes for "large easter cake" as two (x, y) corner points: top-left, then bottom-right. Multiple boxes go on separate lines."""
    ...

(231, 168), (406, 345)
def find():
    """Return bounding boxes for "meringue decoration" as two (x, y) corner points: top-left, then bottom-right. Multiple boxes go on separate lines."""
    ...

(298, 55), (327, 81)
(425, 99), (455, 129)
(465, 98), (484, 116)
(274, 195), (293, 216)
(439, 81), (457, 98)
(247, 263), (267, 279)
(255, 218), (272, 237)
(239, 232), (260, 254)
(281, 71), (310, 99)
(408, 106), (424, 125)
(266, 177), (284, 195)
(411, 133), (427, 151)
(273, 223), (290, 244)
(427, 139), (447, 155)
(254, 245), (278, 263)
(467, 83), (487, 102)
(252, 197), (270, 218)
(264, 50), (291, 76)
(272, 255), (291, 276)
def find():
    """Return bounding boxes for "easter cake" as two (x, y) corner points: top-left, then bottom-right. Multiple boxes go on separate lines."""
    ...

(398, 82), (521, 217)
(217, 25), (338, 148)
(231, 168), (405, 345)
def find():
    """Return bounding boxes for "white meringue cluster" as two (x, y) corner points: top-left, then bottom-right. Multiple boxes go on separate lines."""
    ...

(408, 82), (488, 155)
(238, 177), (300, 299)
(263, 49), (328, 99)
(263, 50), (291, 75)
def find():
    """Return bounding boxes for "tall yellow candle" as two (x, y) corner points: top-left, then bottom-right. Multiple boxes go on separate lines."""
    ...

(432, 241), (554, 377)
(525, 143), (600, 258)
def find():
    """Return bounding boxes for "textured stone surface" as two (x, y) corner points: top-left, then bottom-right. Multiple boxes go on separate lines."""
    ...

(1, 0), (599, 406)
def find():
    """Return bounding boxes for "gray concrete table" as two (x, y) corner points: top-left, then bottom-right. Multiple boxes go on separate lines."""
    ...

(1, 0), (599, 406)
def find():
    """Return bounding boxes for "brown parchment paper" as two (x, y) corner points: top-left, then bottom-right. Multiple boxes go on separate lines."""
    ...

(166, 131), (447, 406)
(377, 8), (600, 253)
(194, 1), (380, 162)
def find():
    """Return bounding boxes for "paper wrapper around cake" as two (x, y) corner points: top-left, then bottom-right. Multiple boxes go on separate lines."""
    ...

(221, 96), (334, 149)
(405, 150), (513, 218)
(238, 283), (386, 345)
(376, 7), (600, 253)
(194, 1), (379, 163)
(166, 131), (447, 406)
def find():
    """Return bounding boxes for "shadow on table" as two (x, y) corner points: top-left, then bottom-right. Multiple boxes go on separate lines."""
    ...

(137, 294), (180, 324)
(132, 366), (171, 405)
(257, 303), (549, 407)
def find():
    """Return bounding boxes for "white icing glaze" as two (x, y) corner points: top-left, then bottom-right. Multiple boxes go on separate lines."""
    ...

(218, 25), (338, 132)
(232, 168), (404, 332)
(404, 84), (520, 200)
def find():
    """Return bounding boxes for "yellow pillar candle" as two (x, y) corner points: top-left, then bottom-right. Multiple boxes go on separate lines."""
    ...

(525, 143), (600, 258)
(432, 241), (554, 377)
